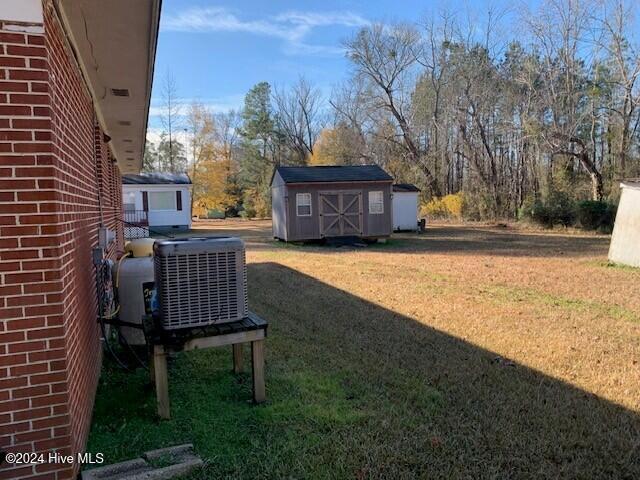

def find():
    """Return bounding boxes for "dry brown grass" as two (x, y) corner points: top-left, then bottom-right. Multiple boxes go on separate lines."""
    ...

(91, 219), (640, 478)
(194, 219), (640, 408)
(199, 220), (640, 468)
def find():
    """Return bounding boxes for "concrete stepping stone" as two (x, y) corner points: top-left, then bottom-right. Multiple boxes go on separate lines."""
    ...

(82, 444), (203, 480)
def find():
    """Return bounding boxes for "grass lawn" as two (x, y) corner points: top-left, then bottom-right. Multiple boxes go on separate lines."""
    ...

(87, 220), (640, 479)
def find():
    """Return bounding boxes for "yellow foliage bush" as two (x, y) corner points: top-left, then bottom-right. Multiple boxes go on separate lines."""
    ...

(421, 192), (465, 219)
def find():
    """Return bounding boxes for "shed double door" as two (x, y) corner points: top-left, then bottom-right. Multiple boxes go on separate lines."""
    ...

(319, 190), (362, 237)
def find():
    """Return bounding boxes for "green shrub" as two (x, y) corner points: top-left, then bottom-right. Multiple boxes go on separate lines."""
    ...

(576, 201), (617, 232)
(239, 204), (256, 219)
(519, 191), (576, 228)
(519, 196), (544, 223)
(206, 209), (225, 219)
(546, 191), (576, 227)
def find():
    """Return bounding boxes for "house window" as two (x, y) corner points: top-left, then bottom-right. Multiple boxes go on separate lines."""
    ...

(149, 191), (176, 211)
(369, 191), (384, 214)
(296, 193), (312, 216)
(124, 192), (136, 211)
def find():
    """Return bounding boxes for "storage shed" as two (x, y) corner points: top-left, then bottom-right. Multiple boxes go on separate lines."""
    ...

(608, 180), (640, 267)
(271, 165), (393, 241)
(392, 184), (421, 231)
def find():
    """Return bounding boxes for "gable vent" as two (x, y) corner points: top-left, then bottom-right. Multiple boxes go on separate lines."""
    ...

(118, 120), (132, 126)
(111, 88), (130, 97)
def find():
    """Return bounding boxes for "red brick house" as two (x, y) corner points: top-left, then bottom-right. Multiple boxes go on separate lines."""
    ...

(0, 1), (161, 478)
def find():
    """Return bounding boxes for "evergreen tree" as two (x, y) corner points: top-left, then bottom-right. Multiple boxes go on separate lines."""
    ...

(239, 82), (276, 217)
(142, 140), (158, 172)
(157, 132), (187, 173)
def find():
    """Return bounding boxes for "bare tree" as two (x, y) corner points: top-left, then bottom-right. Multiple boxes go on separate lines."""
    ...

(596, 0), (640, 176)
(160, 70), (182, 172)
(415, 11), (457, 192)
(344, 23), (441, 195)
(213, 110), (241, 161)
(186, 101), (215, 211)
(273, 77), (322, 164)
(329, 78), (371, 163)
(526, 0), (604, 200)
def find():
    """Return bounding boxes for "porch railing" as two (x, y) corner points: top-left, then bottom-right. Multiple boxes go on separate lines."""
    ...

(123, 209), (148, 226)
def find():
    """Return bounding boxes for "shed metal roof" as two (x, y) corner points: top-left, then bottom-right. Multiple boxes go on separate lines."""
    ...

(122, 172), (191, 185)
(393, 183), (421, 192)
(274, 165), (392, 184)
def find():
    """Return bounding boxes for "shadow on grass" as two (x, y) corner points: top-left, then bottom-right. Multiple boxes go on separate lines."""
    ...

(87, 262), (639, 479)
(343, 226), (609, 258)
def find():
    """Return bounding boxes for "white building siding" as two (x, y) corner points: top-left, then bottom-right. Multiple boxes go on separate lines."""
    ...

(608, 182), (640, 267)
(392, 192), (419, 231)
(122, 184), (192, 229)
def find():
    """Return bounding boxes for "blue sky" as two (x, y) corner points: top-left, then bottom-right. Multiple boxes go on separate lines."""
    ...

(149, 0), (640, 137)
(148, 0), (525, 135)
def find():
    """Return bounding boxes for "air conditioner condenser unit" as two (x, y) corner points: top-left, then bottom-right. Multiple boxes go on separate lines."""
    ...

(153, 237), (248, 330)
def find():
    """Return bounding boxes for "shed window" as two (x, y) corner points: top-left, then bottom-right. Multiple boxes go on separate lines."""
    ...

(369, 191), (384, 214)
(296, 193), (312, 216)
(149, 191), (176, 211)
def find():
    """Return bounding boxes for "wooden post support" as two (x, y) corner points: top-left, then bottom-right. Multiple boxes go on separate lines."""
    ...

(149, 347), (155, 385)
(232, 343), (243, 374)
(148, 313), (267, 416)
(251, 339), (265, 403)
(154, 345), (170, 419)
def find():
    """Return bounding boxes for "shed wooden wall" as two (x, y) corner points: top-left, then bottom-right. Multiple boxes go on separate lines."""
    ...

(273, 181), (392, 241)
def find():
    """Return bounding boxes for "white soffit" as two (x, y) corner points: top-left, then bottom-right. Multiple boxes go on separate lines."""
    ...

(56, 0), (161, 174)
(0, 0), (44, 24)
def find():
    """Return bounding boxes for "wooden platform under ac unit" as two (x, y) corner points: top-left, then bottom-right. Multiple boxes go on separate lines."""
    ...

(143, 312), (268, 419)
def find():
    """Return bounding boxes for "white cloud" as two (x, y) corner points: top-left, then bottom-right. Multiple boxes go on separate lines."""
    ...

(161, 7), (369, 56)
(145, 127), (196, 163)
(274, 11), (370, 28)
(147, 94), (245, 118)
(145, 127), (164, 145)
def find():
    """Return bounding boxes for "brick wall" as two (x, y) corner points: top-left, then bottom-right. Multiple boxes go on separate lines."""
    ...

(0, 1), (124, 478)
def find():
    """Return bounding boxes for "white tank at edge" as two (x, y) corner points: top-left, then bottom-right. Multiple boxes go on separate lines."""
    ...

(114, 256), (154, 345)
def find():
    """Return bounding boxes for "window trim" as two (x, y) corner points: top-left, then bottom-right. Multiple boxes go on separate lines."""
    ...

(368, 190), (384, 215)
(149, 191), (177, 211)
(296, 193), (312, 217)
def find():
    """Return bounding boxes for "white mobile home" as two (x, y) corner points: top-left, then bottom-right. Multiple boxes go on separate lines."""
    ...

(392, 184), (421, 231)
(608, 181), (640, 267)
(122, 173), (192, 236)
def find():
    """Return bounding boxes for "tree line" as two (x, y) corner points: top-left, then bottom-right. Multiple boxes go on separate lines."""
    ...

(144, 0), (640, 222)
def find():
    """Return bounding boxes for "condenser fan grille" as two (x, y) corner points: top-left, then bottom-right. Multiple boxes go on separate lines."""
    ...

(154, 238), (248, 329)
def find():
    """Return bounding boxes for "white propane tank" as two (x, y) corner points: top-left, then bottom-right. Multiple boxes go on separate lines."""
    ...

(114, 256), (154, 345)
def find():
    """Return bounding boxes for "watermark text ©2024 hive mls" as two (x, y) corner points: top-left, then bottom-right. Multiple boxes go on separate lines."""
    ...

(1, 451), (104, 467)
